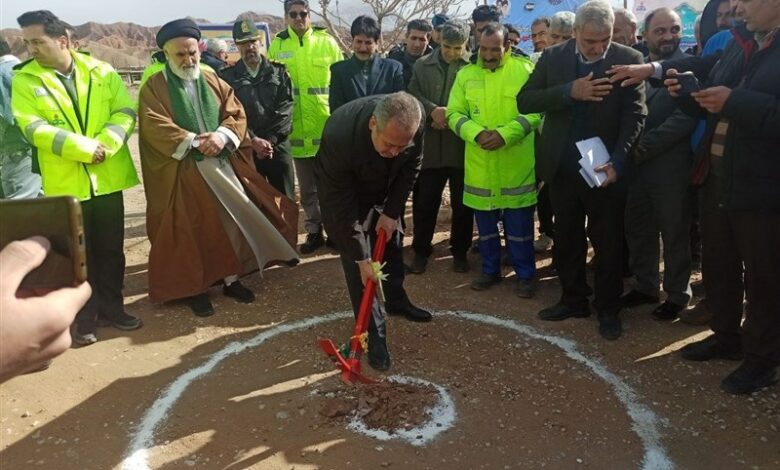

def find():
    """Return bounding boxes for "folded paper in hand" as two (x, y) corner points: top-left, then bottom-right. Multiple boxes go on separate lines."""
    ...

(576, 137), (610, 188)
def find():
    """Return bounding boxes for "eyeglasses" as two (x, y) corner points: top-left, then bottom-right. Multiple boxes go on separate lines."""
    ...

(288, 11), (308, 19)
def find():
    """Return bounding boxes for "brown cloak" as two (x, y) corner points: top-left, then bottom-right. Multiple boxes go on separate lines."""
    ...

(138, 69), (298, 303)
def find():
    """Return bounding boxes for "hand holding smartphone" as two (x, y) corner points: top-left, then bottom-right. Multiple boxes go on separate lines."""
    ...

(673, 71), (701, 96)
(0, 196), (87, 292)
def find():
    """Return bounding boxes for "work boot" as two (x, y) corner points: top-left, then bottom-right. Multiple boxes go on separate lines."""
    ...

(367, 335), (391, 371)
(679, 300), (713, 326)
(534, 233), (553, 253)
(516, 278), (536, 298)
(300, 231), (325, 254)
(470, 273), (502, 291)
(721, 358), (778, 395)
(408, 254), (428, 274)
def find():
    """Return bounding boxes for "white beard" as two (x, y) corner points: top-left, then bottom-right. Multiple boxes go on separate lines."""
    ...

(169, 61), (201, 81)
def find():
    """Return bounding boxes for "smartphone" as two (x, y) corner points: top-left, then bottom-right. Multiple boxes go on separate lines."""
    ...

(0, 196), (87, 290)
(675, 71), (701, 95)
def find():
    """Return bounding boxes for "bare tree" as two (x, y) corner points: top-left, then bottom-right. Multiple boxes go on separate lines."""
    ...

(309, 0), (472, 53)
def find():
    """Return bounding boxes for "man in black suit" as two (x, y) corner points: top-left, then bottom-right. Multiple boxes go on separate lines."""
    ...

(621, 8), (696, 321)
(516, 0), (646, 340)
(315, 92), (431, 371)
(329, 16), (404, 112)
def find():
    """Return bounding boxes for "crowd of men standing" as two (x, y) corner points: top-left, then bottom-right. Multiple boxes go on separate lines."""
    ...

(1, 0), (778, 394)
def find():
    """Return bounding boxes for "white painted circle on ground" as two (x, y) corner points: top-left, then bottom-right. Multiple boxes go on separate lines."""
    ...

(121, 310), (674, 470)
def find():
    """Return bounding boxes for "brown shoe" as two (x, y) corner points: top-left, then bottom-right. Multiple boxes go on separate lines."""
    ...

(679, 300), (713, 326)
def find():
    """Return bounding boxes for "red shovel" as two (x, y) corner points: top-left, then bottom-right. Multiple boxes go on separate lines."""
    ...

(319, 228), (388, 385)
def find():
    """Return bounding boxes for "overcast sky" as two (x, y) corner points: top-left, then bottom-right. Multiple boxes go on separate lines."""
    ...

(1, 0), (630, 29)
(0, 0), (375, 29)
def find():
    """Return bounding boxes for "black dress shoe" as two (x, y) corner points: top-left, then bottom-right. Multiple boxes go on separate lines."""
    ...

(408, 254), (428, 274)
(300, 232), (325, 254)
(386, 302), (432, 322)
(452, 254), (470, 273)
(651, 301), (684, 321)
(620, 289), (660, 308)
(367, 336), (391, 371)
(188, 293), (215, 317)
(680, 335), (743, 361)
(538, 303), (591, 321)
(598, 314), (622, 340)
(721, 359), (778, 395)
(223, 281), (255, 303)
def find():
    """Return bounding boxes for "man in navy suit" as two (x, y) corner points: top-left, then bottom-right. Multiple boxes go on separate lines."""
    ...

(329, 16), (404, 112)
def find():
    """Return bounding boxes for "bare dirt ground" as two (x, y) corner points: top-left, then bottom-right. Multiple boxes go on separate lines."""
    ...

(1, 133), (778, 470)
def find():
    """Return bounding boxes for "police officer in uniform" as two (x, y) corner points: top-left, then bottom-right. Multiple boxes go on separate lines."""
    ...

(220, 20), (295, 198)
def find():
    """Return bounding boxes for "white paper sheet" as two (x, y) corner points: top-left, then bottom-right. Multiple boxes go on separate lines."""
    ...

(576, 137), (611, 187)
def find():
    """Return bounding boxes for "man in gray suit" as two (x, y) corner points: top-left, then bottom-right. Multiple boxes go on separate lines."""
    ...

(621, 8), (697, 320)
(517, 0), (646, 340)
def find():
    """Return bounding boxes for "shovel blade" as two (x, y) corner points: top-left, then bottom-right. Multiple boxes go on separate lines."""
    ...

(319, 338), (375, 385)
(318, 338), (341, 358)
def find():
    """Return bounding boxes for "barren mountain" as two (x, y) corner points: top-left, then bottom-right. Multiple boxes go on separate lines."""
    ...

(0, 12), (287, 68)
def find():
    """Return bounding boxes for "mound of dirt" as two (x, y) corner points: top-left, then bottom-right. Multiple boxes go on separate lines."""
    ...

(318, 380), (439, 433)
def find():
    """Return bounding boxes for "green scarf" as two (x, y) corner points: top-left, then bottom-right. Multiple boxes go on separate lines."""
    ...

(165, 63), (229, 162)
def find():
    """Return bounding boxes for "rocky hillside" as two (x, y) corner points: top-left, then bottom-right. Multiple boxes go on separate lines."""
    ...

(0, 11), (288, 68)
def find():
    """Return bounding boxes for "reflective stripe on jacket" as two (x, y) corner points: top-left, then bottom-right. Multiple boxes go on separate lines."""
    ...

(268, 26), (342, 158)
(447, 53), (541, 210)
(12, 51), (139, 200)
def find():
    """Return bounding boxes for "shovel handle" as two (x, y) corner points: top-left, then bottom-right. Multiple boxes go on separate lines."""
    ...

(350, 228), (388, 353)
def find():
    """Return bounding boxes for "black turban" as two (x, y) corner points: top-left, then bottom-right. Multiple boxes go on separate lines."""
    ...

(156, 18), (201, 48)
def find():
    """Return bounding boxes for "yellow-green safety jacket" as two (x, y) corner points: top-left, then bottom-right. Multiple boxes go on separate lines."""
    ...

(268, 26), (342, 158)
(11, 51), (139, 200)
(447, 52), (541, 211)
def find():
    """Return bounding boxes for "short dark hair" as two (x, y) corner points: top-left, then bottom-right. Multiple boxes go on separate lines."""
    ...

(532, 16), (551, 28)
(0, 36), (10, 56)
(643, 7), (677, 34)
(472, 5), (502, 23)
(505, 23), (520, 36)
(17, 10), (72, 38)
(407, 19), (433, 35)
(481, 22), (509, 42)
(351, 15), (381, 41)
(283, 0), (309, 14)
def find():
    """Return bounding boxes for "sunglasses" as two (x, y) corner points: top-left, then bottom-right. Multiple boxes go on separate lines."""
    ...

(288, 11), (309, 19)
